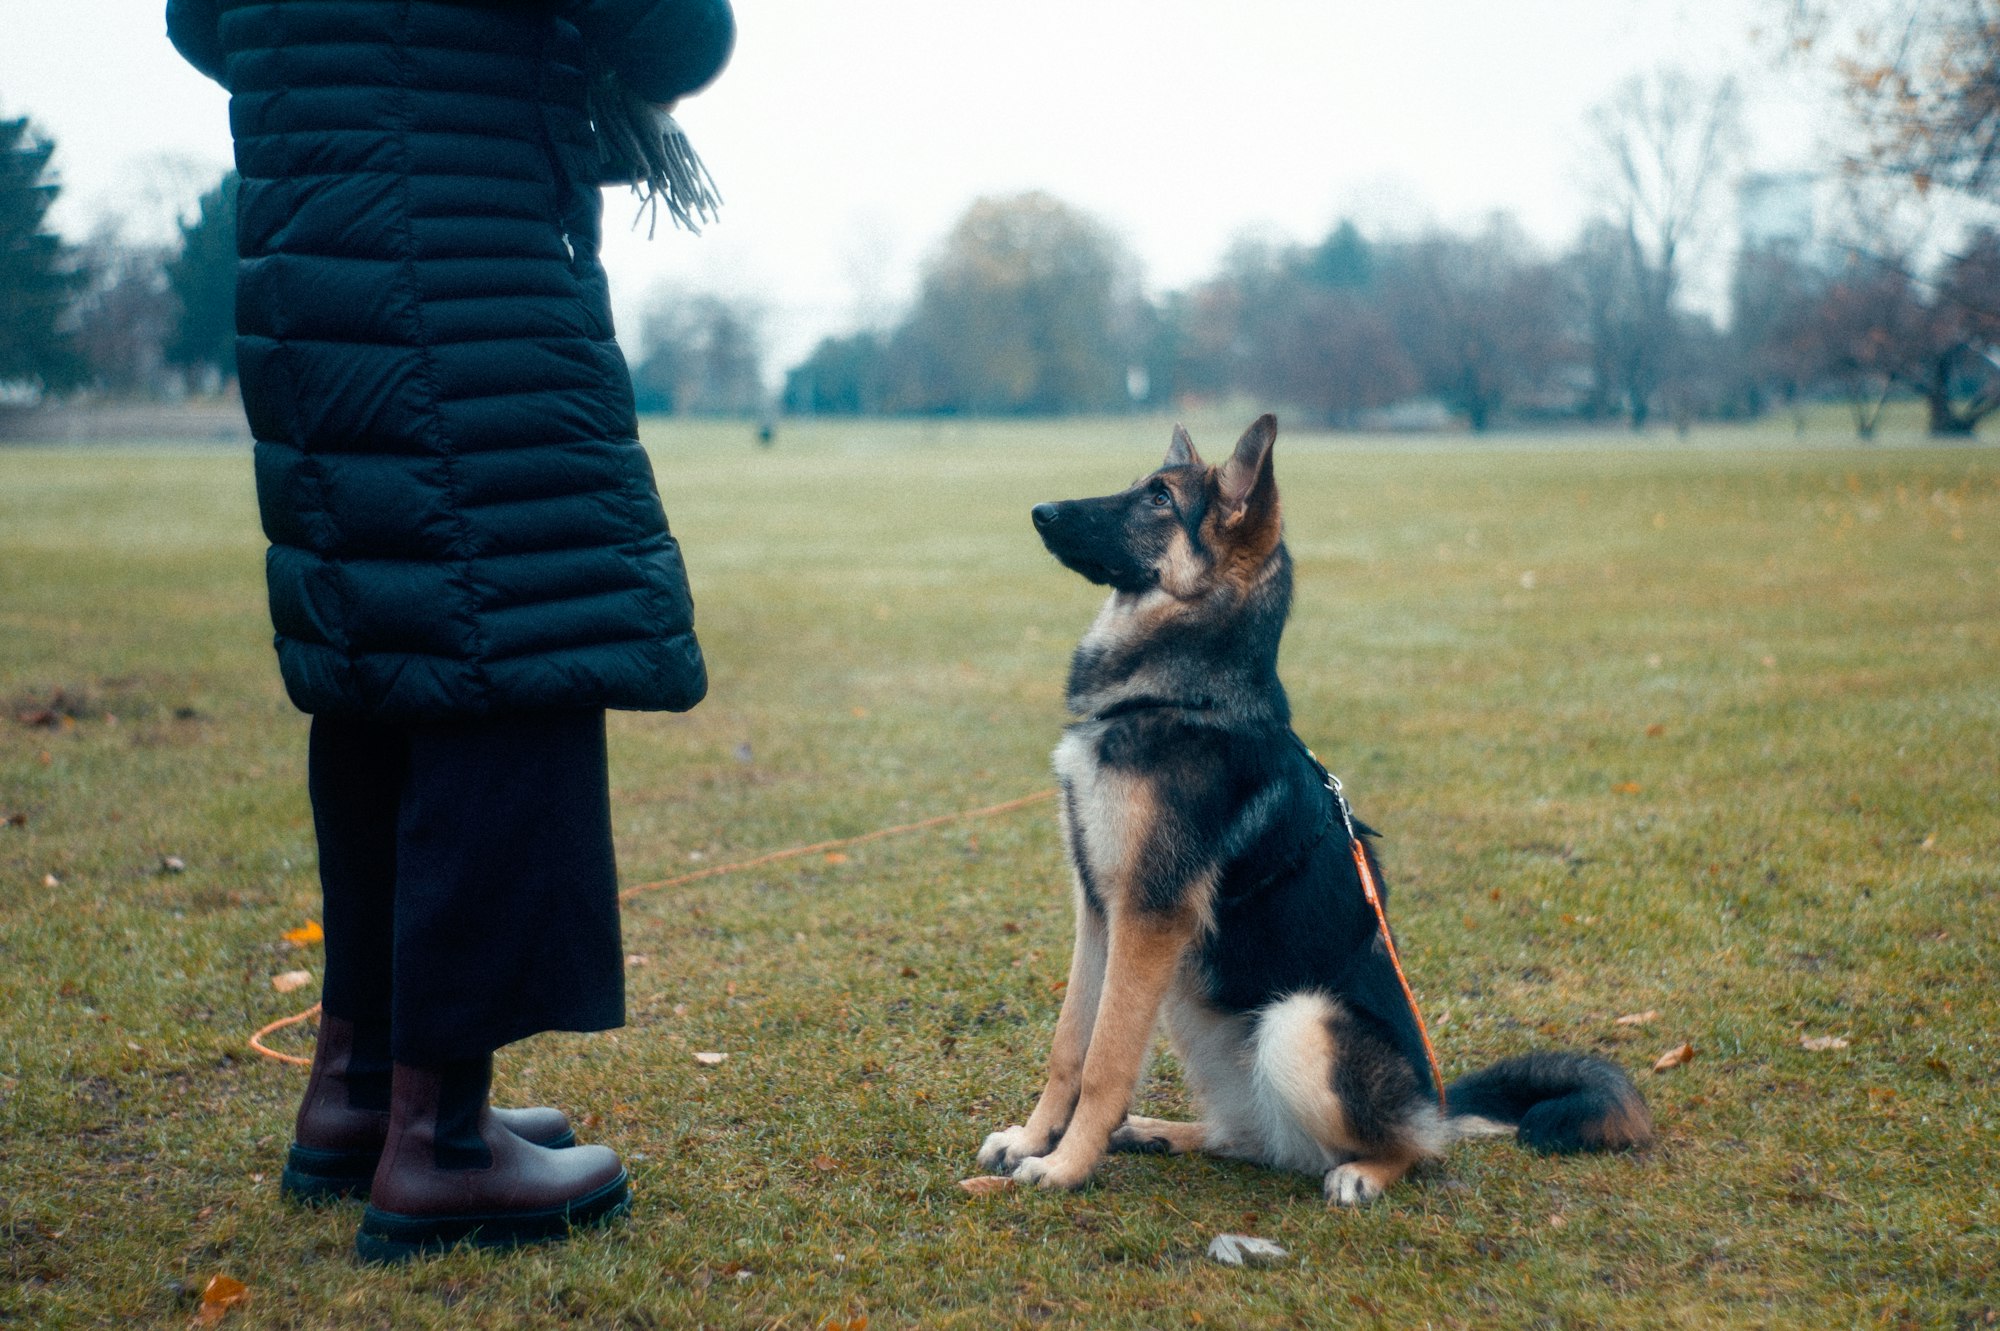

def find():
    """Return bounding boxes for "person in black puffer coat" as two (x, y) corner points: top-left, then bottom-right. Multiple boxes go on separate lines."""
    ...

(166, 0), (733, 1262)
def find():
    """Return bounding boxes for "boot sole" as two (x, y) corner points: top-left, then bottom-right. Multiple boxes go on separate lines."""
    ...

(353, 1170), (630, 1264)
(283, 1130), (579, 1206)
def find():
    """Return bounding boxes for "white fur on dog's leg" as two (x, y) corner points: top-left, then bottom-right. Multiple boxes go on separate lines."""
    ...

(978, 1125), (1048, 1172)
(1324, 1162), (1384, 1207)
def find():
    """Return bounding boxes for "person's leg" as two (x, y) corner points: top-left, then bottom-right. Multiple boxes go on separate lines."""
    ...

(284, 715), (576, 1207)
(281, 716), (406, 1202)
(357, 709), (628, 1260)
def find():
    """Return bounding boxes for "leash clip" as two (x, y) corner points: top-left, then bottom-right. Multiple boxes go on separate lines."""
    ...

(1303, 743), (1361, 846)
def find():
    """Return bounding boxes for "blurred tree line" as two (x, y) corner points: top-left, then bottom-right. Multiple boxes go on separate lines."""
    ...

(5, 8), (1996, 436)
(781, 57), (1998, 436)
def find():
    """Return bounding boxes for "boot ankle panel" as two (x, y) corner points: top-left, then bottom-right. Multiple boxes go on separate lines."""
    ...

(343, 1066), (393, 1114)
(432, 1057), (496, 1171)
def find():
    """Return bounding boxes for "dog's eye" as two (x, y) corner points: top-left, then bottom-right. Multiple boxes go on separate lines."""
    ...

(1150, 489), (1172, 509)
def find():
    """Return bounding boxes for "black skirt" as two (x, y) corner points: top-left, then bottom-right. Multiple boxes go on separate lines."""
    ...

(306, 710), (624, 1063)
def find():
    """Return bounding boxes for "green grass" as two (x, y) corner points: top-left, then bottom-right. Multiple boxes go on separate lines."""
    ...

(2, 417), (1996, 1329)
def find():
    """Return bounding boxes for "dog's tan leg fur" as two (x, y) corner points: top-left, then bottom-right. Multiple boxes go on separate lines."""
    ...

(976, 893), (1108, 1171)
(1011, 907), (1198, 1190)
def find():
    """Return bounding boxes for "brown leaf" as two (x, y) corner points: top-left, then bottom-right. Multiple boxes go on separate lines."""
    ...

(811, 1155), (839, 1172)
(1800, 1034), (1849, 1052)
(1652, 1042), (1695, 1073)
(1645, 723), (1666, 737)
(958, 1175), (1014, 1196)
(823, 852), (849, 865)
(281, 920), (323, 947)
(1613, 781), (1643, 795)
(192, 1274), (248, 1326)
(270, 970), (313, 994)
(1616, 1010), (1660, 1026)
(693, 1050), (727, 1065)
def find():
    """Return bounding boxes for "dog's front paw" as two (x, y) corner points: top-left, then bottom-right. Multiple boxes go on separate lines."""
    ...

(1011, 1152), (1091, 1191)
(1324, 1162), (1384, 1208)
(978, 1125), (1049, 1172)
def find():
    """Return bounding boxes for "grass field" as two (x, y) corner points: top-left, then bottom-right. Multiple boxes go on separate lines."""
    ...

(2, 416), (1996, 1329)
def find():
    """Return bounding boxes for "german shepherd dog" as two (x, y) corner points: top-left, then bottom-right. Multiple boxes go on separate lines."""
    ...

(977, 415), (1652, 1204)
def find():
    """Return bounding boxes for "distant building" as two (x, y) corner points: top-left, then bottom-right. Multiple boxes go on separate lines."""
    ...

(1737, 170), (1833, 265)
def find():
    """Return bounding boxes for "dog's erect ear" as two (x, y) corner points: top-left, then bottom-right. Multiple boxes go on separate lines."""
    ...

(1217, 414), (1278, 528)
(1163, 423), (1203, 469)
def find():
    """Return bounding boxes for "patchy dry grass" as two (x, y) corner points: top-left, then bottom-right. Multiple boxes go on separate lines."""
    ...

(2, 418), (1996, 1329)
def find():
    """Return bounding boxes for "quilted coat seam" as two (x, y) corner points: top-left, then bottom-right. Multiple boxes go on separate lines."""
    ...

(393, 0), (496, 715)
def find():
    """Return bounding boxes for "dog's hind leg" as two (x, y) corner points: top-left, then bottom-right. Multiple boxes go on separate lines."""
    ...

(1250, 992), (1443, 1206)
(1109, 1115), (1208, 1154)
(1011, 906), (1197, 1190)
(978, 893), (1109, 1172)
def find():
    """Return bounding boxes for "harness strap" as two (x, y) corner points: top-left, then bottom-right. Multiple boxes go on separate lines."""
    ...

(1295, 737), (1448, 1114)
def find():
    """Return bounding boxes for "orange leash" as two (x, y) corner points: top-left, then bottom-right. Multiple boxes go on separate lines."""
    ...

(250, 1001), (321, 1068)
(616, 789), (1056, 902)
(1351, 839), (1448, 1113)
(248, 789), (1059, 1065)
(1302, 742), (1448, 1113)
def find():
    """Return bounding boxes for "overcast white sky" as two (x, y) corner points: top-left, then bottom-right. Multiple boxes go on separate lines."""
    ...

(3, 0), (1838, 373)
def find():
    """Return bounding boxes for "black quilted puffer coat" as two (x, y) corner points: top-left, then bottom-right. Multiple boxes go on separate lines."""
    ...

(165, 0), (732, 718)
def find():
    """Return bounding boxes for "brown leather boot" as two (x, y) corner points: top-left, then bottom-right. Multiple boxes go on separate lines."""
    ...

(355, 1057), (629, 1263)
(281, 1014), (575, 1204)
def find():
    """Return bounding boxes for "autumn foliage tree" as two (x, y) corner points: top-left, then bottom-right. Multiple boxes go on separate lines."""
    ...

(885, 192), (1139, 415)
(1789, 0), (2000, 201)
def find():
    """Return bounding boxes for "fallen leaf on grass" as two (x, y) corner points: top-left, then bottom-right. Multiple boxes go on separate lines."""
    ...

(160, 855), (187, 874)
(1652, 1042), (1696, 1073)
(693, 1051), (727, 1065)
(1645, 723), (1666, 737)
(958, 1175), (1013, 1196)
(192, 1274), (248, 1325)
(4, 812), (25, 827)
(281, 921), (323, 947)
(820, 1316), (869, 1331)
(1613, 781), (1643, 795)
(1206, 1234), (1289, 1268)
(271, 970), (313, 994)
(810, 1155), (839, 1172)
(1616, 1010), (1660, 1026)
(1800, 1034), (1850, 1052)
(43, 873), (59, 888)
(823, 852), (849, 865)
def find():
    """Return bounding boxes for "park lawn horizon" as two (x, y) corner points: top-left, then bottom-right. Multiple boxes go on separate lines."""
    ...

(1, 417), (1995, 1329)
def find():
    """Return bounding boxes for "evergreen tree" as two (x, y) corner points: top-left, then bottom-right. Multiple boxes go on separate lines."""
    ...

(0, 116), (84, 394)
(165, 171), (239, 384)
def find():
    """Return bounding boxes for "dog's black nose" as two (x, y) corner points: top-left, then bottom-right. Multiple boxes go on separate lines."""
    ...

(1031, 503), (1060, 529)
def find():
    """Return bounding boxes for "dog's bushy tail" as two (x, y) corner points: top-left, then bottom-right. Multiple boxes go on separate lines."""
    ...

(1445, 1052), (1653, 1154)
